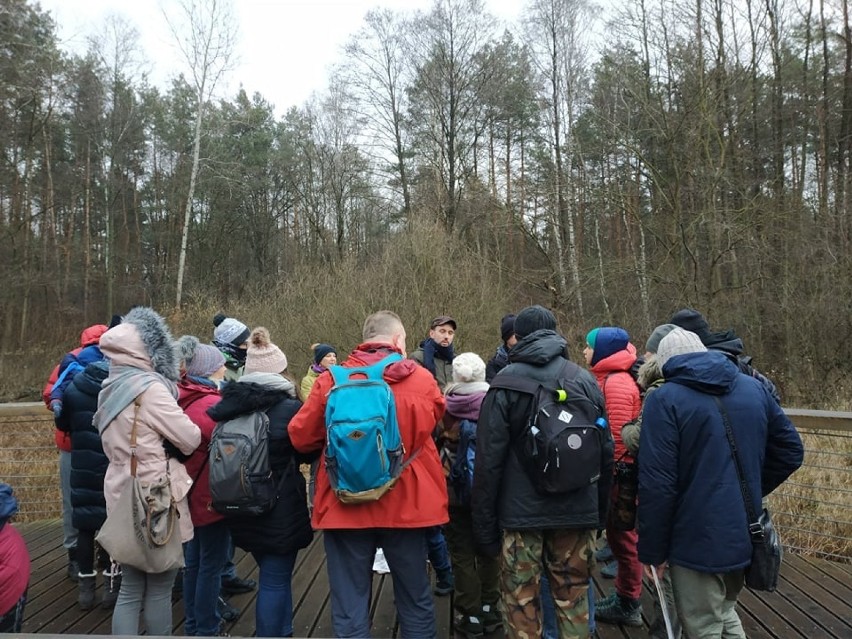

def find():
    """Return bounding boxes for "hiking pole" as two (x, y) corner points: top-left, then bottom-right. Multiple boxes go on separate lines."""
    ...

(651, 568), (675, 639)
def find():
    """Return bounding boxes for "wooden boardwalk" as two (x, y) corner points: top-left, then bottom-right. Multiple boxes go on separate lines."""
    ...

(15, 519), (852, 638)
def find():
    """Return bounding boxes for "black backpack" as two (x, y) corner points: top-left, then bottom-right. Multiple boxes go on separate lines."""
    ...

(208, 411), (277, 516)
(490, 360), (607, 495)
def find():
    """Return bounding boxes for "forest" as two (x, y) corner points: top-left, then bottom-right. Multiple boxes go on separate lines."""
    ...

(1, 0), (850, 406)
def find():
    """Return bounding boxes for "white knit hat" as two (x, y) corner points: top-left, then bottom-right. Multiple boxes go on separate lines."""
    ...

(244, 327), (288, 375)
(656, 327), (707, 368)
(452, 352), (486, 384)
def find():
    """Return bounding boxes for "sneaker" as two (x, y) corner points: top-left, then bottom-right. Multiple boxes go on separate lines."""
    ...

(594, 544), (614, 562)
(595, 594), (642, 627)
(600, 561), (618, 579)
(596, 591), (618, 609)
(218, 596), (240, 622)
(481, 603), (501, 633)
(455, 614), (484, 639)
(220, 576), (257, 595)
(434, 569), (454, 596)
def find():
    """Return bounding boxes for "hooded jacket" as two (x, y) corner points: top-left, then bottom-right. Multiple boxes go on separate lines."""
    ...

(56, 360), (110, 531)
(206, 376), (314, 556)
(288, 342), (448, 530)
(42, 324), (109, 451)
(590, 342), (641, 462)
(98, 310), (201, 544)
(638, 351), (803, 573)
(472, 330), (613, 556)
(438, 382), (489, 509)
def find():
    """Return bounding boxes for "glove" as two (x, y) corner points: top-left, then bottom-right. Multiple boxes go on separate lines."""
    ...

(50, 400), (63, 419)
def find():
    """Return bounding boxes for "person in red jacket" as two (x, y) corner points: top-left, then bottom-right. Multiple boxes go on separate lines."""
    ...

(583, 327), (643, 627)
(288, 310), (448, 638)
(0, 483), (30, 633)
(176, 337), (229, 637)
(41, 323), (109, 582)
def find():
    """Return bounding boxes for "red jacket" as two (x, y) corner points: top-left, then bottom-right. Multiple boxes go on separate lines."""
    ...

(42, 324), (109, 451)
(178, 379), (224, 528)
(591, 344), (641, 462)
(0, 524), (29, 616)
(288, 343), (449, 530)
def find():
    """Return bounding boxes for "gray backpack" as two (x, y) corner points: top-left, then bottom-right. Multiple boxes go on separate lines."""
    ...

(208, 411), (277, 516)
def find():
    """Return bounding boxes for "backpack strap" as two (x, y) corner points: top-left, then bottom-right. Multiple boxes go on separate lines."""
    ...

(328, 352), (403, 386)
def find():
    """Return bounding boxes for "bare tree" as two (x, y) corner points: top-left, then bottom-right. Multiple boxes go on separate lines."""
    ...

(165, 0), (236, 308)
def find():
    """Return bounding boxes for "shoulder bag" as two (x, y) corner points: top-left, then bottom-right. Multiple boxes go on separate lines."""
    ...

(713, 396), (782, 592)
(96, 397), (185, 573)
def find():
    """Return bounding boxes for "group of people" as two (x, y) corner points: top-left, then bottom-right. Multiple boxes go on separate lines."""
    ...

(0, 303), (805, 639)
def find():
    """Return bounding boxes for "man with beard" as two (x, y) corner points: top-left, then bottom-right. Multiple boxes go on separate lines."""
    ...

(410, 316), (457, 392)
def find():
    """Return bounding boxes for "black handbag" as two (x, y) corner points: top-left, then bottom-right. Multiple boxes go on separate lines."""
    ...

(714, 397), (782, 592)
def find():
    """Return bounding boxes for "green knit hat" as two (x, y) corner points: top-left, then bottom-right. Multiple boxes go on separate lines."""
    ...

(585, 328), (600, 349)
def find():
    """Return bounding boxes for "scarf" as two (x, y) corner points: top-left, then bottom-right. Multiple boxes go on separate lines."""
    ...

(310, 363), (325, 374)
(421, 338), (454, 377)
(93, 365), (177, 435)
(239, 371), (297, 397)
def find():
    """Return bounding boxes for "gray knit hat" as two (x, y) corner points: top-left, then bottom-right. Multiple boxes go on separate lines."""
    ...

(657, 328), (707, 368)
(645, 324), (678, 355)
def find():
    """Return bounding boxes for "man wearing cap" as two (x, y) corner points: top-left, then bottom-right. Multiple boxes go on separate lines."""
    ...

(410, 316), (457, 391)
(639, 328), (802, 639)
(485, 314), (517, 383)
(473, 305), (612, 639)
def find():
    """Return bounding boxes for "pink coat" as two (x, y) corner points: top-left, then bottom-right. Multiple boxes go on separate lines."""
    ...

(99, 324), (201, 543)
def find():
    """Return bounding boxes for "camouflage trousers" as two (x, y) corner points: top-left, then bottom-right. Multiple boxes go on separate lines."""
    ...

(501, 528), (595, 639)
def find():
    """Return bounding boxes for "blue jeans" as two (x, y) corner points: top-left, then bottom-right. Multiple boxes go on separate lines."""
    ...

(183, 521), (230, 636)
(221, 533), (237, 581)
(112, 566), (177, 635)
(252, 551), (298, 637)
(324, 528), (436, 638)
(426, 526), (451, 574)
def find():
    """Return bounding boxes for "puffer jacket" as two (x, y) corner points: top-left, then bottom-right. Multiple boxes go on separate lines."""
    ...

(178, 378), (223, 529)
(300, 366), (322, 400)
(0, 485), (29, 617)
(56, 360), (109, 531)
(98, 312), (201, 544)
(591, 344), (641, 461)
(207, 377), (314, 556)
(472, 330), (614, 556)
(289, 343), (448, 530)
(638, 351), (803, 572)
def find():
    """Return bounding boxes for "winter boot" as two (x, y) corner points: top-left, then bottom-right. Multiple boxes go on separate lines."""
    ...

(101, 567), (122, 609)
(595, 593), (643, 627)
(77, 573), (97, 610)
(481, 603), (502, 634)
(67, 548), (80, 582)
(454, 613), (484, 639)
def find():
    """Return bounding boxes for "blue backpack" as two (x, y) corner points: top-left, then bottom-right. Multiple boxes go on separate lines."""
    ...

(324, 353), (415, 504)
(448, 419), (477, 506)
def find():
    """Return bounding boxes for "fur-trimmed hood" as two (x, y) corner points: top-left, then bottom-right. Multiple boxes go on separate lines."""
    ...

(99, 307), (180, 381)
(207, 379), (293, 422)
(637, 355), (663, 390)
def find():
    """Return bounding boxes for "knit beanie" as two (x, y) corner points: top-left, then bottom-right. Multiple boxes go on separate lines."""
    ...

(656, 328), (707, 368)
(213, 313), (251, 347)
(244, 327), (288, 375)
(500, 314), (517, 343)
(313, 343), (337, 365)
(514, 305), (557, 339)
(669, 309), (711, 341)
(645, 323), (678, 354)
(588, 327), (630, 365)
(452, 352), (487, 384)
(176, 335), (226, 378)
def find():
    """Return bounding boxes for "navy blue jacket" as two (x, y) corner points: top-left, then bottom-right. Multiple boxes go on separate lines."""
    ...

(637, 351), (803, 573)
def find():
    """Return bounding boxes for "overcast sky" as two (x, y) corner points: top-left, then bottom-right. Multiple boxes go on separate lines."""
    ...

(37, 0), (524, 117)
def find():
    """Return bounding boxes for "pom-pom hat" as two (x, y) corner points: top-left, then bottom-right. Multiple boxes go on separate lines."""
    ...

(244, 327), (288, 375)
(213, 313), (250, 347)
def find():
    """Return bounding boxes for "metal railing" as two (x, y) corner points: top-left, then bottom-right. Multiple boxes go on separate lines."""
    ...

(1, 403), (850, 560)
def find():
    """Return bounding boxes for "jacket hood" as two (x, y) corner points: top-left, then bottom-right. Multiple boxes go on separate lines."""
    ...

(591, 342), (638, 375)
(99, 307), (180, 381)
(661, 350), (739, 395)
(349, 343), (421, 383)
(76, 360), (109, 395)
(207, 379), (291, 422)
(178, 377), (220, 407)
(79, 324), (109, 347)
(508, 330), (567, 366)
(637, 355), (663, 390)
(445, 389), (487, 420)
(0, 482), (18, 526)
(702, 330), (745, 356)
